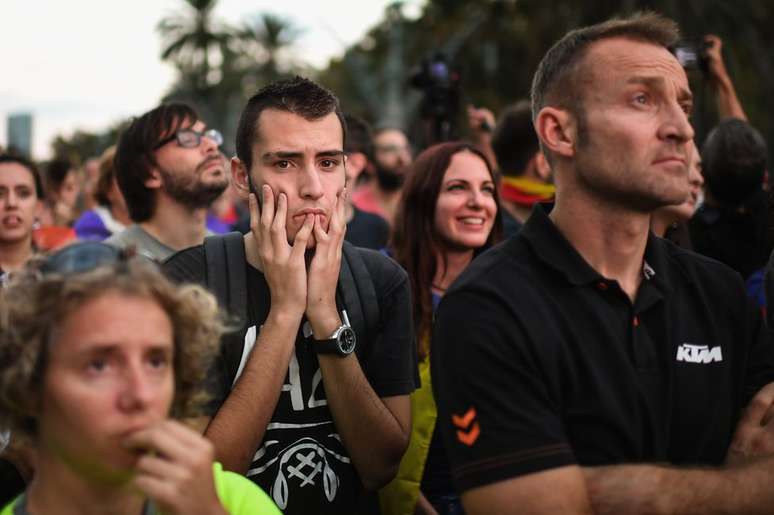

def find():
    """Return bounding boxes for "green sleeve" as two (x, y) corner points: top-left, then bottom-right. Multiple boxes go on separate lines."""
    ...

(0, 497), (17, 515)
(213, 463), (281, 514)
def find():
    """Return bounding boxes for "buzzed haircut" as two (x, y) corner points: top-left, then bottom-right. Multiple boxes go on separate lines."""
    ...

(235, 76), (346, 171)
(491, 100), (540, 177)
(702, 118), (768, 207)
(343, 114), (373, 160)
(114, 103), (198, 222)
(530, 12), (681, 123)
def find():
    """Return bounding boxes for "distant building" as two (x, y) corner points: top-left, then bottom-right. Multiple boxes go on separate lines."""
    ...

(7, 113), (33, 157)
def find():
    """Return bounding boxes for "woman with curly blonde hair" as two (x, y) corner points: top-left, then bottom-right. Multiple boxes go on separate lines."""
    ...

(0, 242), (280, 515)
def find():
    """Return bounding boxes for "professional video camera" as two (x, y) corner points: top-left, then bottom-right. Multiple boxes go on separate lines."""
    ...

(410, 52), (461, 144)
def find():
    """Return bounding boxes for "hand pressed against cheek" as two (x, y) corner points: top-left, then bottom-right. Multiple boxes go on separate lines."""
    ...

(306, 188), (347, 324)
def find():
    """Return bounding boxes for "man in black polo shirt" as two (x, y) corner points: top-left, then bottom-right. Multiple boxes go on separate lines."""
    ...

(432, 12), (774, 515)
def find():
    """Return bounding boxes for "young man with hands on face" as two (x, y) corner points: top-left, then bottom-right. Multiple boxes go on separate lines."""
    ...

(164, 77), (417, 515)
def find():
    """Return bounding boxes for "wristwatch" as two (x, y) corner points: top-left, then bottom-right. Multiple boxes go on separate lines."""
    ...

(311, 311), (357, 356)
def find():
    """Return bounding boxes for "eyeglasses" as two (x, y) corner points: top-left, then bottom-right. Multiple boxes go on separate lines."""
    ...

(40, 241), (129, 276)
(154, 128), (223, 150)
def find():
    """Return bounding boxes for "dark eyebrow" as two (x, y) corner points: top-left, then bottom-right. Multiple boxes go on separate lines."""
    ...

(628, 75), (694, 103)
(317, 150), (345, 158)
(261, 151), (303, 161)
(444, 178), (495, 186)
(261, 150), (345, 161)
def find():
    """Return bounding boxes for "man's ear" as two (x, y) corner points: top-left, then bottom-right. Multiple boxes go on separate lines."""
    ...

(535, 107), (576, 160)
(143, 168), (163, 190)
(231, 157), (250, 198)
(346, 152), (367, 183)
(532, 151), (553, 183)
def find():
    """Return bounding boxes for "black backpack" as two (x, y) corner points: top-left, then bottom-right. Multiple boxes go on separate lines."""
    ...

(203, 232), (380, 387)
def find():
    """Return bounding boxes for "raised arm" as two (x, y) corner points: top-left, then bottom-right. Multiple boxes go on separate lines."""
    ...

(306, 190), (411, 489)
(704, 35), (748, 121)
(206, 188), (314, 473)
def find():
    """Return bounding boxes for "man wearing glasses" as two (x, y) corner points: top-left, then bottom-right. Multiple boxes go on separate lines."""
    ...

(108, 103), (229, 261)
(351, 127), (413, 226)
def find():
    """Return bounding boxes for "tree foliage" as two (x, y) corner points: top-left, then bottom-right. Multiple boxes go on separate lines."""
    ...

(158, 2), (306, 155)
(318, 0), (774, 151)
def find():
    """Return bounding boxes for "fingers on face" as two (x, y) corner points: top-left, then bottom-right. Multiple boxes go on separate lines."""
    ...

(270, 193), (290, 249)
(261, 184), (275, 229)
(291, 214), (314, 256)
(124, 421), (205, 466)
(325, 187), (347, 238)
(313, 214), (329, 243)
(248, 193), (260, 232)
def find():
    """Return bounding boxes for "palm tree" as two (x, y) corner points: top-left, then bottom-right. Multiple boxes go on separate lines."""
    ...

(157, 0), (231, 91)
(237, 13), (303, 86)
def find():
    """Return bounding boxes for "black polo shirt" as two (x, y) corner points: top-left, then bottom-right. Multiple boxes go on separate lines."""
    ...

(431, 205), (774, 493)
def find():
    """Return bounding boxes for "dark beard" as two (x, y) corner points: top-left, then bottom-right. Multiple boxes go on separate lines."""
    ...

(160, 164), (228, 210)
(375, 163), (405, 192)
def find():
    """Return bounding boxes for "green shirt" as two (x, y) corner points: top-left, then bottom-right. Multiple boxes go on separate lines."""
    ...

(1, 462), (280, 515)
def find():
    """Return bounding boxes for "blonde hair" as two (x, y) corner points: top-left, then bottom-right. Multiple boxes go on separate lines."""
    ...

(0, 257), (224, 438)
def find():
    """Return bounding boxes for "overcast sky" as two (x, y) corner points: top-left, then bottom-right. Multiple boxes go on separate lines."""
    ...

(1, 0), (421, 159)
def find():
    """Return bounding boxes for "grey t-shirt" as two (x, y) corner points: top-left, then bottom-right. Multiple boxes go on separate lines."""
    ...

(106, 224), (176, 262)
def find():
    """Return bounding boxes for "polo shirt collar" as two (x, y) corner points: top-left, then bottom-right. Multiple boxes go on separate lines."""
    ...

(520, 205), (673, 294)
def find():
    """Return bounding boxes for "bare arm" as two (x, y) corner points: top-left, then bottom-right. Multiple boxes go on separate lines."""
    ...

(306, 189), (411, 489)
(462, 466), (593, 515)
(584, 460), (774, 515)
(205, 310), (303, 473)
(317, 351), (410, 490)
(585, 381), (774, 514)
(705, 35), (748, 121)
(207, 188), (313, 473)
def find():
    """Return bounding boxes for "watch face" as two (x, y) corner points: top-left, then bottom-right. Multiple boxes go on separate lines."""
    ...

(337, 327), (357, 354)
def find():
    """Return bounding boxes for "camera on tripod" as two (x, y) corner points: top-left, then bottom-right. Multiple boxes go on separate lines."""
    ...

(410, 52), (461, 144)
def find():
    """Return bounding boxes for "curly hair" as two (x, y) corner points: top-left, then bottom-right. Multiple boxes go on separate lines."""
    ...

(0, 257), (224, 439)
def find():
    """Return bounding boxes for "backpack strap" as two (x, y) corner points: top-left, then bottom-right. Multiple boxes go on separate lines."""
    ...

(204, 232), (251, 389)
(340, 241), (380, 355)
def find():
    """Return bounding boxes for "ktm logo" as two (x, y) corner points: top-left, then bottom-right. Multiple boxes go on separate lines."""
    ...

(676, 343), (723, 364)
(452, 407), (480, 446)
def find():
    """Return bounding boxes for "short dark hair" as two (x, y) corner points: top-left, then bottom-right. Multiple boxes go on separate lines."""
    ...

(531, 12), (680, 123)
(235, 76), (346, 172)
(343, 114), (373, 160)
(491, 100), (540, 177)
(702, 118), (767, 207)
(0, 154), (44, 199)
(44, 159), (73, 200)
(114, 103), (198, 222)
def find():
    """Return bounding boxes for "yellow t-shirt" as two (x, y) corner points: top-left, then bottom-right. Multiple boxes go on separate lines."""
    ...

(1, 462), (280, 515)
